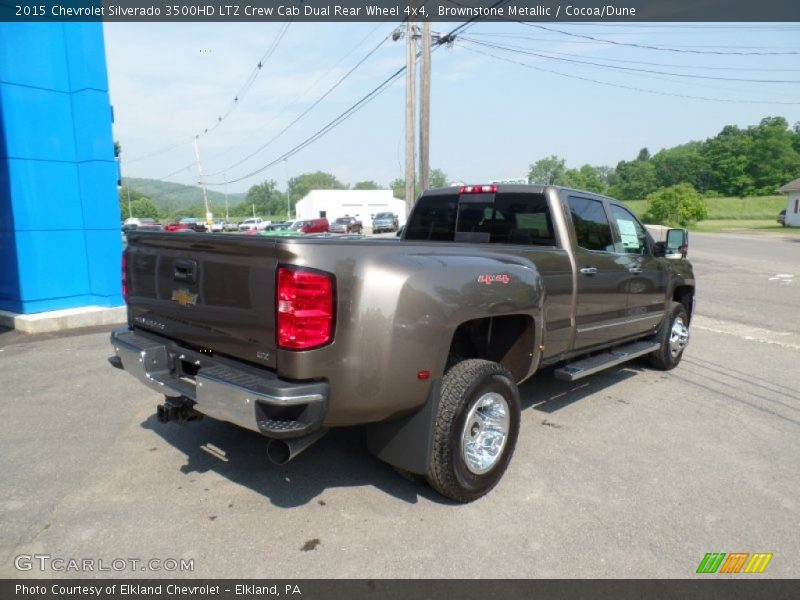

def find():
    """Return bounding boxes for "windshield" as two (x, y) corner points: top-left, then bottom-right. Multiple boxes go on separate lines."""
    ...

(375, 213), (392, 219)
(179, 218), (195, 224)
(334, 218), (350, 224)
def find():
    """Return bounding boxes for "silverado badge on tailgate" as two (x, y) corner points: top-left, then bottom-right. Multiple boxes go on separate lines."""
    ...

(172, 288), (198, 307)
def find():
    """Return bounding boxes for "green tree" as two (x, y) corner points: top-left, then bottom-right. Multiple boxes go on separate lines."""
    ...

(429, 168), (448, 188)
(609, 160), (659, 201)
(528, 155), (566, 184)
(651, 141), (710, 192)
(235, 179), (285, 217)
(746, 116), (800, 195)
(704, 125), (755, 196)
(352, 180), (381, 190)
(390, 168), (449, 199)
(119, 188), (160, 220)
(557, 164), (608, 194)
(390, 177), (406, 200)
(288, 171), (347, 204)
(636, 147), (651, 162)
(645, 183), (708, 227)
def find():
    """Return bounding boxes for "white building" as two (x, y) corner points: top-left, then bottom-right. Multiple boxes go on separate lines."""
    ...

(778, 177), (800, 227)
(294, 190), (407, 227)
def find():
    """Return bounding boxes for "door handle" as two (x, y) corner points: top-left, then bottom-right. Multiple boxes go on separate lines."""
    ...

(579, 267), (598, 276)
(628, 267), (643, 274)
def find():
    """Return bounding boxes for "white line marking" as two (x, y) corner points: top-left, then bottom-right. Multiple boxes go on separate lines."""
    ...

(693, 315), (800, 351)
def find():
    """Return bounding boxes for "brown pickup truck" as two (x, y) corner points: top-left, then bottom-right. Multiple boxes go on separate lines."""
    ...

(110, 184), (694, 502)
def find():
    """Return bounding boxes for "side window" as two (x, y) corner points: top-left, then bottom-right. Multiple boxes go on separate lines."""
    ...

(567, 196), (614, 252)
(610, 204), (649, 255)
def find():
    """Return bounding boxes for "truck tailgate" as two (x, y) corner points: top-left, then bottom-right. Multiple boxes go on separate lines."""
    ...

(125, 232), (279, 369)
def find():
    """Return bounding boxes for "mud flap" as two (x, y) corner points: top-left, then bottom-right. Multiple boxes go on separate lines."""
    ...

(365, 381), (441, 476)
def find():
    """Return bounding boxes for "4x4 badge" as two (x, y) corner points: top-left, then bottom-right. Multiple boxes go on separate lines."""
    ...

(172, 288), (198, 307)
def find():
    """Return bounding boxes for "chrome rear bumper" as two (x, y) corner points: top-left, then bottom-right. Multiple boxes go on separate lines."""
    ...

(109, 327), (328, 438)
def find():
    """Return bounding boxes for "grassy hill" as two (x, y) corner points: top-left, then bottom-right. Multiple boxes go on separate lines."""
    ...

(122, 177), (245, 215)
(625, 195), (786, 221)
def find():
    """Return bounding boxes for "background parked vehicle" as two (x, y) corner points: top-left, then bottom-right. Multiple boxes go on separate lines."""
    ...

(372, 212), (398, 233)
(292, 218), (329, 233)
(165, 217), (206, 232)
(122, 217), (157, 233)
(778, 209), (786, 226)
(329, 216), (362, 234)
(211, 219), (229, 232)
(238, 217), (269, 232)
(260, 222), (305, 237)
(224, 220), (240, 232)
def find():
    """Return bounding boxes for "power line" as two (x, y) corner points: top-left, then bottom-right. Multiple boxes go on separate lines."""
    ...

(202, 32), (392, 179)
(457, 41), (800, 106)
(163, 23), (391, 182)
(461, 37), (800, 84)
(520, 22), (800, 56)
(463, 34), (800, 72)
(126, 19), (293, 166)
(204, 3), (508, 187)
(205, 66), (407, 186)
(196, 20), (292, 138)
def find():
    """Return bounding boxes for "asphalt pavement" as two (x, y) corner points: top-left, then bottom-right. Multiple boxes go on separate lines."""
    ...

(0, 231), (797, 578)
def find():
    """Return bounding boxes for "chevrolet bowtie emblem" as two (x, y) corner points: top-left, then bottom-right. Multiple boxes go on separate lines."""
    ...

(172, 288), (198, 307)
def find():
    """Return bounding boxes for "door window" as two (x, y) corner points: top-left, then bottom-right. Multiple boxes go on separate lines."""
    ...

(567, 196), (614, 252)
(609, 204), (649, 255)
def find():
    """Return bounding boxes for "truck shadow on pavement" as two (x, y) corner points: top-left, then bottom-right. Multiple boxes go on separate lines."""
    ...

(141, 415), (445, 507)
(140, 365), (643, 507)
(520, 365), (641, 414)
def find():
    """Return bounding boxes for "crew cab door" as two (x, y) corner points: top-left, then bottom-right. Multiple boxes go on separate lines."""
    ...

(607, 203), (667, 334)
(566, 195), (642, 350)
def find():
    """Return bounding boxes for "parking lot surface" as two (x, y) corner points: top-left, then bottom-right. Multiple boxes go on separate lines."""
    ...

(1, 232), (798, 578)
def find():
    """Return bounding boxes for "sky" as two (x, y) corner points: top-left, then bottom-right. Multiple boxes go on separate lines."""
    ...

(104, 21), (800, 194)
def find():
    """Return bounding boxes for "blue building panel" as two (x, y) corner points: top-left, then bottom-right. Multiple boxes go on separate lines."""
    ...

(0, 23), (123, 315)
(13, 229), (92, 302)
(70, 90), (115, 162)
(2, 158), (84, 231)
(0, 82), (77, 162)
(0, 23), (71, 92)
(84, 229), (124, 304)
(63, 23), (111, 92)
(77, 161), (120, 230)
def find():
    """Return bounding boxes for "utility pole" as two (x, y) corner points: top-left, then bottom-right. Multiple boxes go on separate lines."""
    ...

(223, 172), (229, 222)
(419, 20), (431, 192)
(193, 135), (212, 229)
(404, 18), (417, 215)
(284, 159), (291, 218)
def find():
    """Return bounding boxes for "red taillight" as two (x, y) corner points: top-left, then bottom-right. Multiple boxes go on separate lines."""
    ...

(121, 252), (128, 303)
(459, 184), (496, 194)
(277, 267), (334, 350)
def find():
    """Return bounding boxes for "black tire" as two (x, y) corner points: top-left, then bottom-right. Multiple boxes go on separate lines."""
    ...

(648, 301), (690, 370)
(426, 359), (521, 502)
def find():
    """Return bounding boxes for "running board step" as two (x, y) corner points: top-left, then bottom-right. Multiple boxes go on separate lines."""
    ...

(554, 341), (660, 382)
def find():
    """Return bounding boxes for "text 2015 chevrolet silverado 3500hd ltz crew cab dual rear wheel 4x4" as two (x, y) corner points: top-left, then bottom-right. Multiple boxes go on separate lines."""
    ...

(110, 185), (694, 502)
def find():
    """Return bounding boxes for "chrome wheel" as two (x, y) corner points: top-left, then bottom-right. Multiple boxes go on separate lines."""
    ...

(669, 316), (690, 358)
(461, 392), (510, 475)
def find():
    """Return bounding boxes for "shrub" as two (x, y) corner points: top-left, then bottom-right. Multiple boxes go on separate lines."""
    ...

(645, 184), (709, 227)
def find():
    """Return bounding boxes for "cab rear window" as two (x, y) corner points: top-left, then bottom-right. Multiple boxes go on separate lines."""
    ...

(404, 192), (555, 246)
